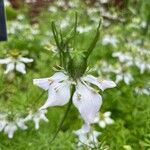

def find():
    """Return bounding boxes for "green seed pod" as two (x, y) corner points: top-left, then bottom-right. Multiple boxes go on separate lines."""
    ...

(67, 52), (87, 80)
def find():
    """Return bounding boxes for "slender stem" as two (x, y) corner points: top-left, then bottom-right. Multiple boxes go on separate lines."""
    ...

(49, 85), (75, 144)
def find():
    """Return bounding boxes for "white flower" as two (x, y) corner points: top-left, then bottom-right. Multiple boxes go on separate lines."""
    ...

(94, 111), (114, 128)
(25, 110), (49, 130)
(115, 73), (133, 85)
(16, 118), (28, 130)
(77, 26), (92, 33)
(4, 123), (17, 139)
(33, 72), (116, 125)
(102, 35), (118, 47)
(0, 56), (33, 74)
(135, 58), (150, 74)
(135, 87), (150, 96)
(74, 124), (101, 148)
(112, 52), (133, 66)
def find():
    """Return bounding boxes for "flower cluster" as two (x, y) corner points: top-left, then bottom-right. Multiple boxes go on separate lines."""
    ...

(0, 110), (48, 139)
(0, 54), (33, 74)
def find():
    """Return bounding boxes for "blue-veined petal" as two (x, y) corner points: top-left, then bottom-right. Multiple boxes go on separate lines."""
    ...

(73, 81), (102, 124)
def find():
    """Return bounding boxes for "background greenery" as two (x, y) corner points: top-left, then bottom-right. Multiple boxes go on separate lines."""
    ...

(0, 0), (150, 149)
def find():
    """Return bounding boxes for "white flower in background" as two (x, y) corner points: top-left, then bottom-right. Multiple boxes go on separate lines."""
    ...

(134, 58), (150, 74)
(16, 118), (28, 130)
(77, 26), (92, 33)
(48, 6), (57, 13)
(102, 35), (118, 47)
(112, 52), (133, 66)
(94, 111), (114, 128)
(0, 56), (33, 74)
(0, 113), (28, 138)
(115, 72), (133, 85)
(74, 124), (101, 148)
(25, 109), (49, 130)
(135, 86), (150, 96)
(111, 64), (133, 85)
(33, 72), (116, 126)
(17, 14), (25, 21)
(4, 123), (17, 139)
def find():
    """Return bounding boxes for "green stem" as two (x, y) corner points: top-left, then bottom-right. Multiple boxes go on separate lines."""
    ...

(84, 20), (101, 59)
(49, 85), (75, 144)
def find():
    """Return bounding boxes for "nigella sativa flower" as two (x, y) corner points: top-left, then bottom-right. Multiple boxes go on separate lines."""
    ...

(0, 56), (33, 74)
(94, 111), (114, 128)
(0, 114), (28, 139)
(24, 109), (49, 130)
(33, 72), (116, 126)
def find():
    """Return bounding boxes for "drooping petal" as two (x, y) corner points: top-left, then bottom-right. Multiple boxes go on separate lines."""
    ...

(40, 82), (71, 109)
(32, 110), (49, 130)
(83, 75), (116, 91)
(73, 82), (102, 124)
(16, 62), (26, 74)
(16, 119), (28, 130)
(0, 58), (11, 64)
(18, 57), (33, 63)
(4, 123), (17, 139)
(33, 72), (69, 91)
(4, 63), (15, 74)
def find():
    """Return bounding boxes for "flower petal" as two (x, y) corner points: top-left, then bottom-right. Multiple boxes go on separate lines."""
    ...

(16, 119), (28, 130)
(33, 72), (68, 90)
(4, 63), (15, 74)
(40, 82), (71, 109)
(83, 75), (116, 91)
(105, 117), (114, 125)
(4, 123), (17, 139)
(16, 62), (26, 74)
(18, 57), (33, 63)
(73, 82), (102, 124)
(98, 120), (106, 128)
(33, 78), (51, 90)
(0, 58), (11, 64)
(104, 111), (111, 117)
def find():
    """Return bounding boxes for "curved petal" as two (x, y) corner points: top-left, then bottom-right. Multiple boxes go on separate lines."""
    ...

(98, 120), (106, 128)
(16, 62), (26, 74)
(4, 63), (15, 74)
(0, 58), (11, 64)
(33, 78), (51, 90)
(73, 82), (102, 124)
(40, 82), (71, 109)
(83, 75), (116, 91)
(4, 124), (17, 139)
(50, 72), (68, 82)
(33, 72), (68, 90)
(18, 57), (33, 63)
(105, 117), (114, 125)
